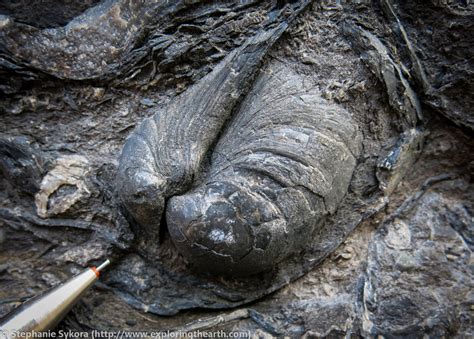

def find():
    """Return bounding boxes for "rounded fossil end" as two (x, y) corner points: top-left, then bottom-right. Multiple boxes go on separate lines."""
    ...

(116, 167), (166, 235)
(166, 181), (283, 276)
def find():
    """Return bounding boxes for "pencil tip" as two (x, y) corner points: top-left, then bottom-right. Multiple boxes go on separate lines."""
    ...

(96, 259), (111, 272)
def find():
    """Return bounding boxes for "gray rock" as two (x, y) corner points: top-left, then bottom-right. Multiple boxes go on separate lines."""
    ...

(0, 0), (472, 336)
(362, 178), (473, 336)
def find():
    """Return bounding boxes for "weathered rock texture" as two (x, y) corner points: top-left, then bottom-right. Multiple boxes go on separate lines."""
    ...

(0, 0), (472, 337)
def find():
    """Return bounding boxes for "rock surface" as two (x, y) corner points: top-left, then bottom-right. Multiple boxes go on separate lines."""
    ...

(0, 0), (472, 337)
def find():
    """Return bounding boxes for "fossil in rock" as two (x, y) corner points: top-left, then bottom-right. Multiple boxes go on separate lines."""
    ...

(35, 155), (90, 218)
(119, 52), (362, 276)
(117, 25), (289, 251)
(167, 62), (362, 276)
(117, 15), (362, 276)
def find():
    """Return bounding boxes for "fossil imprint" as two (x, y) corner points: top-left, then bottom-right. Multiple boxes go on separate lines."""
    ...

(118, 41), (362, 277)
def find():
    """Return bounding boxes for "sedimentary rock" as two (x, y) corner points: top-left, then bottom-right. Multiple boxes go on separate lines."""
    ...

(0, 0), (472, 335)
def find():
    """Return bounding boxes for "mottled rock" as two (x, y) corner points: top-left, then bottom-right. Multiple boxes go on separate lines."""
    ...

(0, 0), (472, 336)
(0, 135), (49, 197)
(344, 23), (422, 128)
(376, 128), (425, 195)
(362, 178), (473, 336)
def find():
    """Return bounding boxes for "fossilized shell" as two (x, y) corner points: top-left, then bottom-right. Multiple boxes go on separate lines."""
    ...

(35, 155), (90, 218)
(117, 25), (289, 251)
(166, 62), (362, 275)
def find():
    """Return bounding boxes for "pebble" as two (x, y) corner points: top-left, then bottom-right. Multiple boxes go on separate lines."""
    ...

(92, 87), (105, 100)
(341, 252), (352, 260)
(446, 254), (459, 261)
(301, 54), (318, 65)
(126, 319), (137, 327)
(140, 98), (155, 107)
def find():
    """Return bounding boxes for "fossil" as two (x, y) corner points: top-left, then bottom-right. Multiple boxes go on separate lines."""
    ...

(117, 23), (291, 255)
(35, 155), (90, 219)
(119, 56), (362, 276)
(167, 62), (362, 276)
(2, 0), (472, 333)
